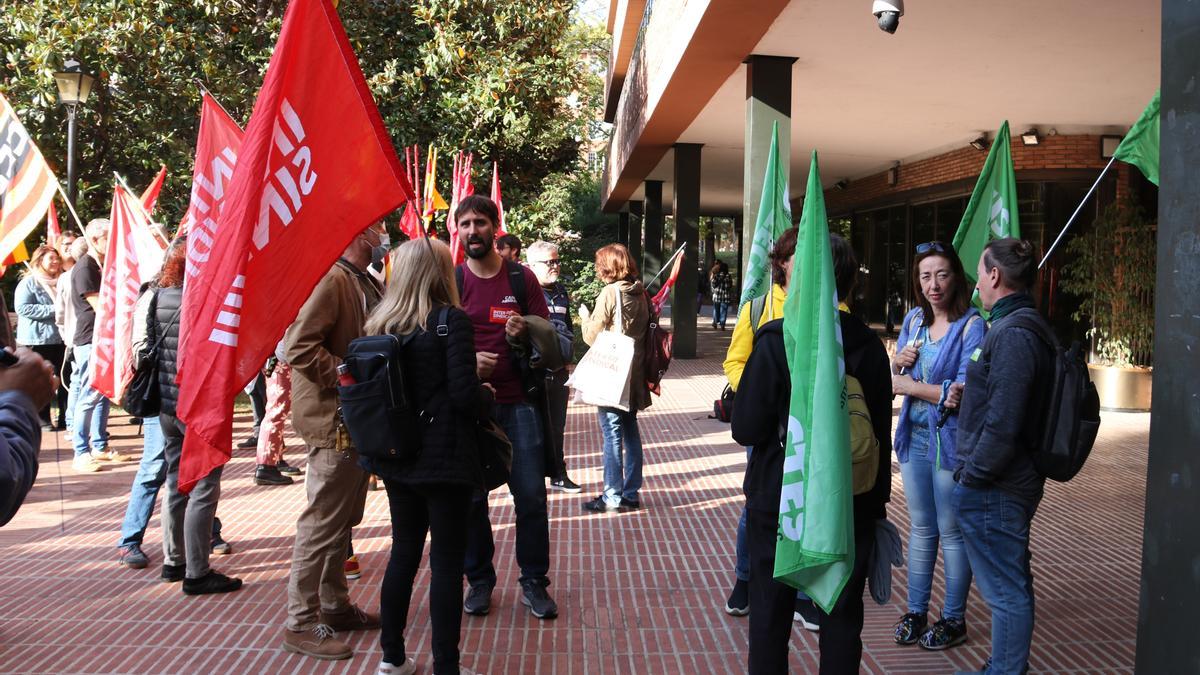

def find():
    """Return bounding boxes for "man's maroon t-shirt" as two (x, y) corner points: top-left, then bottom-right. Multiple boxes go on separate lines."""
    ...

(459, 262), (550, 404)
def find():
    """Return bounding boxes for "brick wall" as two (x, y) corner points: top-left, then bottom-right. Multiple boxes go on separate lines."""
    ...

(822, 134), (1130, 214)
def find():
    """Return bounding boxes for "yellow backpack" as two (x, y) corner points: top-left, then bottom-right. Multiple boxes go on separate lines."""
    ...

(847, 374), (879, 495)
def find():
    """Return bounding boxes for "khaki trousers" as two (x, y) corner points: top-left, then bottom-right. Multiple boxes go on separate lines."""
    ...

(285, 444), (369, 631)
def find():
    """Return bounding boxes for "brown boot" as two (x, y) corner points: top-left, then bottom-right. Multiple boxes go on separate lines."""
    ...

(321, 604), (381, 631)
(281, 625), (352, 660)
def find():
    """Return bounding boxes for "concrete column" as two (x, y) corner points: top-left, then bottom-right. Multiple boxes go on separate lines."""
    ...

(734, 214), (744, 294)
(617, 211), (630, 247)
(1136, 1), (1200, 669)
(643, 180), (664, 285)
(741, 55), (796, 281)
(672, 143), (701, 359)
(629, 201), (644, 271)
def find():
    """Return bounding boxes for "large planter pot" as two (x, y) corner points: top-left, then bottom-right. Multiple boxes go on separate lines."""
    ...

(1088, 364), (1152, 412)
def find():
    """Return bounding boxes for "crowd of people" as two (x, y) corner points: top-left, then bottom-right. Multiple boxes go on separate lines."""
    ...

(0, 190), (1055, 674)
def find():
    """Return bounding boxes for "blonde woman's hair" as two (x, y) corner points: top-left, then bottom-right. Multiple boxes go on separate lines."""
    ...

(365, 238), (460, 336)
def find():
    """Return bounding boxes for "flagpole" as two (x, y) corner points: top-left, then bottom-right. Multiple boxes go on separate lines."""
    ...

(54, 182), (86, 232)
(646, 244), (686, 290)
(1039, 155), (1117, 269)
(193, 79), (240, 125)
(113, 172), (170, 248)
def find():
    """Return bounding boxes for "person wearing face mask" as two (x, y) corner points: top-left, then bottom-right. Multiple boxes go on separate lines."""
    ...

(280, 223), (386, 661)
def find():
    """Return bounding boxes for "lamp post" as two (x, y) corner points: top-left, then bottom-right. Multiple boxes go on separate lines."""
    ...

(52, 59), (95, 211)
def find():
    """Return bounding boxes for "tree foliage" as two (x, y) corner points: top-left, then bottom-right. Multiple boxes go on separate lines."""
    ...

(0, 0), (600, 232)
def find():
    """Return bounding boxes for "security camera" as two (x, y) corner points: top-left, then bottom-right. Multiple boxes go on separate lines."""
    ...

(872, 0), (904, 34)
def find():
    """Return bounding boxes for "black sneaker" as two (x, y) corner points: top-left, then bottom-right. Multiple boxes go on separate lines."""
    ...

(724, 579), (749, 616)
(520, 581), (558, 619)
(581, 495), (619, 513)
(894, 612), (928, 645)
(793, 597), (820, 631)
(161, 563), (186, 583)
(237, 434), (258, 449)
(182, 570), (243, 595)
(277, 459), (302, 476)
(211, 532), (232, 556)
(463, 584), (493, 615)
(619, 497), (641, 511)
(255, 464), (294, 486)
(118, 544), (149, 569)
(549, 476), (582, 493)
(919, 617), (968, 651)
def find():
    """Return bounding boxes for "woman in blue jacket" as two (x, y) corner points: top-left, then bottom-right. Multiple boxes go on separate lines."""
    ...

(14, 245), (66, 428)
(891, 242), (985, 651)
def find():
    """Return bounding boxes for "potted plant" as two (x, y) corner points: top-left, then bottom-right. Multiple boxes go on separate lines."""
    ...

(1060, 199), (1155, 411)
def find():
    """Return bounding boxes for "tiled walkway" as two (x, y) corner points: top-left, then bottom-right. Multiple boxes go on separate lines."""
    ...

(0, 326), (1146, 674)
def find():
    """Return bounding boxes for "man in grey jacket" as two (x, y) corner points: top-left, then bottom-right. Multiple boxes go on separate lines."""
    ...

(952, 238), (1054, 675)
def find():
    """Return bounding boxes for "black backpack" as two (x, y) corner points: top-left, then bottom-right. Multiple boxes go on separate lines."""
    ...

(993, 309), (1101, 482)
(712, 294), (768, 423)
(337, 307), (450, 461)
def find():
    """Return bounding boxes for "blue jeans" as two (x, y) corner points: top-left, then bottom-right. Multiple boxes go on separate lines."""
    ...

(899, 450), (972, 619)
(117, 417), (166, 548)
(464, 402), (551, 587)
(597, 406), (643, 507)
(712, 302), (730, 327)
(953, 483), (1040, 674)
(70, 344), (110, 457)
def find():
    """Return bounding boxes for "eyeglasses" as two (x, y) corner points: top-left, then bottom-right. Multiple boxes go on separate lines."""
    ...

(915, 241), (946, 254)
(532, 259), (561, 268)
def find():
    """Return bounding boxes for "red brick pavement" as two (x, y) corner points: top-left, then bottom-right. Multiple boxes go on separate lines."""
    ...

(0, 326), (1146, 674)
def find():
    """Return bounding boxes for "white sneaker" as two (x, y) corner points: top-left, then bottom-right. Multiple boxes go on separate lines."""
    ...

(377, 658), (416, 675)
(91, 447), (129, 462)
(72, 453), (102, 473)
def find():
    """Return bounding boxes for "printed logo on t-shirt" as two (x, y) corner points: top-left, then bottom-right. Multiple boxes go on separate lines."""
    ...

(501, 295), (517, 304)
(490, 307), (517, 324)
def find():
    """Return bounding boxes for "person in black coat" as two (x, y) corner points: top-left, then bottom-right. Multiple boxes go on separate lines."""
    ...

(361, 238), (492, 675)
(732, 234), (892, 675)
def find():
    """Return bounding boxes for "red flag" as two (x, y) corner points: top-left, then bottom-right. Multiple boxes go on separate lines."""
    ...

(46, 201), (61, 246)
(652, 250), (685, 313)
(140, 165), (168, 215)
(175, 0), (413, 492)
(90, 184), (166, 400)
(490, 160), (506, 235)
(398, 201), (422, 240)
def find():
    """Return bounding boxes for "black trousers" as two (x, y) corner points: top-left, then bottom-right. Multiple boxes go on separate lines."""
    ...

(247, 372), (266, 435)
(747, 507), (876, 675)
(380, 480), (473, 675)
(30, 344), (66, 426)
(545, 370), (569, 479)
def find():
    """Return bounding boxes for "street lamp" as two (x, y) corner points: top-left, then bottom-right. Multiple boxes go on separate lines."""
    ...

(52, 59), (95, 210)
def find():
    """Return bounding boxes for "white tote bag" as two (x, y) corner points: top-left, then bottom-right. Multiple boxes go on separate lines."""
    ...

(567, 287), (635, 411)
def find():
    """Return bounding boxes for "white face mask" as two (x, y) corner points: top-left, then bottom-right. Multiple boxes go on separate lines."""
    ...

(370, 232), (390, 267)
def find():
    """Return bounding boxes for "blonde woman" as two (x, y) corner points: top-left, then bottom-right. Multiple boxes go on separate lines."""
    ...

(14, 244), (66, 428)
(362, 238), (490, 675)
(578, 243), (651, 513)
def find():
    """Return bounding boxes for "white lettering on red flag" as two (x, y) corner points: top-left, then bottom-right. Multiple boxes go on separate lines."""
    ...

(175, 0), (414, 493)
(90, 185), (166, 401)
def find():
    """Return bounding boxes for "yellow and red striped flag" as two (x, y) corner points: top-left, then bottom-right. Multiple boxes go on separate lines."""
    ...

(0, 93), (58, 264)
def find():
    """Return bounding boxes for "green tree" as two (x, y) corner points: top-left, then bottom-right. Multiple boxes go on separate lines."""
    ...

(0, 0), (597, 231)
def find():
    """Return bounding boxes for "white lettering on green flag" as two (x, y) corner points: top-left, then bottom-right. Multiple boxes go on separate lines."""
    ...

(740, 121), (791, 316)
(1113, 89), (1160, 186)
(776, 150), (853, 613)
(952, 121), (1021, 313)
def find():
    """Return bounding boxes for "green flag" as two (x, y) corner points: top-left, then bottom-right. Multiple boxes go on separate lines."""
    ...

(740, 121), (791, 313)
(1113, 90), (1160, 186)
(952, 121), (1021, 287)
(776, 150), (854, 613)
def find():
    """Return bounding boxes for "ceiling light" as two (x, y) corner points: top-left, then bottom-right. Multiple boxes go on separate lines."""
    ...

(1021, 129), (1040, 145)
(833, 179), (850, 191)
(969, 135), (989, 151)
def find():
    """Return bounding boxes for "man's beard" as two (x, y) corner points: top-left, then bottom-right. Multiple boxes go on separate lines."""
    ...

(465, 234), (493, 260)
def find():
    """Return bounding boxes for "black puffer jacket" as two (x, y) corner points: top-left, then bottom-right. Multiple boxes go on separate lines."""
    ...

(154, 286), (183, 416)
(361, 305), (490, 488)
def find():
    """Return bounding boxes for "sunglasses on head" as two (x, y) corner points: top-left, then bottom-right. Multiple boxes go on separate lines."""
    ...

(915, 241), (946, 254)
